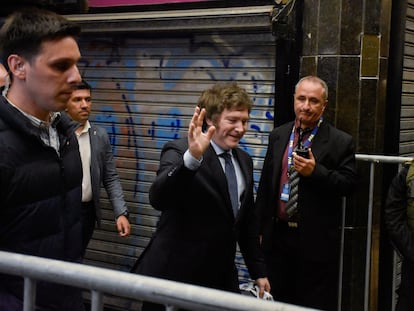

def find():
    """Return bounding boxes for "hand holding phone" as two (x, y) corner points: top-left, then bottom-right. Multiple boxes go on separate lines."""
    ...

(295, 147), (309, 158)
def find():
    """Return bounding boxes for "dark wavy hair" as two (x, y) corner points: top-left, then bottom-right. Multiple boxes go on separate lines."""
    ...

(197, 82), (252, 131)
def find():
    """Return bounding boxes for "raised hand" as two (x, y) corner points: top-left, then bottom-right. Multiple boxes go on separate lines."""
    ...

(187, 106), (215, 160)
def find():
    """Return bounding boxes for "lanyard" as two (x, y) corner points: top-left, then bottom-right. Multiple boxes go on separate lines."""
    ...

(287, 117), (323, 172)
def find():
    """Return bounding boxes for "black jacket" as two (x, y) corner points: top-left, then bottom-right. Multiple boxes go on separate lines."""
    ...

(385, 164), (414, 262)
(0, 96), (84, 310)
(255, 121), (357, 262)
(136, 138), (266, 291)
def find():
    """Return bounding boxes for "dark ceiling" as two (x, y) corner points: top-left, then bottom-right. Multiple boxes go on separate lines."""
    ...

(1, 0), (86, 16)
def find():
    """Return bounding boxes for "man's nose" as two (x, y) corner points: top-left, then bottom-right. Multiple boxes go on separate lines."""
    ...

(302, 99), (311, 109)
(69, 65), (81, 84)
(234, 120), (246, 132)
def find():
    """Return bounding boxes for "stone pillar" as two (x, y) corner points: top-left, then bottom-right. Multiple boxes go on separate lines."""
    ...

(299, 0), (392, 310)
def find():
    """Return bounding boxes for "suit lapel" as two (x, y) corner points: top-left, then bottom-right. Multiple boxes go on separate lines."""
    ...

(308, 121), (329, 159)
(88, 125), (99, 201)
(89, 125), (98, 163)
(232, 148), (251, 219)
(271, 122), (294, 187)
(233, 148), (249, 187)
(203, 145), (235, 219)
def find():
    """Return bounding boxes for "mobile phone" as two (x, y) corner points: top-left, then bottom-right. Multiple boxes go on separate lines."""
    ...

(295, 147), (309, 158)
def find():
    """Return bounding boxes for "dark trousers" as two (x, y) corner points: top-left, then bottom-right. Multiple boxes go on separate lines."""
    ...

(266, 223), (339, 311)
(80, 201), (96, 256)
(396, 259), (414, 311)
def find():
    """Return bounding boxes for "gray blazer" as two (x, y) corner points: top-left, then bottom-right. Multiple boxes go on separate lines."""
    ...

(89, 123), (128, 226)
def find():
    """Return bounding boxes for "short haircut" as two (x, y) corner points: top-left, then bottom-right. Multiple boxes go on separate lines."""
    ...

(197, 82), (252, 130)
(0, 7), (81, 71)
(74, 79), (92, 91)
(295, 76), (329, 101)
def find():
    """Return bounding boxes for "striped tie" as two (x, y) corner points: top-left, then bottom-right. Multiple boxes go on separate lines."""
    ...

(285, 169), (299, 217)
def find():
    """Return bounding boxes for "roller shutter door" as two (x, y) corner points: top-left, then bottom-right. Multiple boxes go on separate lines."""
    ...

(74, 6), (276, 308)
(391, 2), (414, 310)
(401, 2), (414, 155)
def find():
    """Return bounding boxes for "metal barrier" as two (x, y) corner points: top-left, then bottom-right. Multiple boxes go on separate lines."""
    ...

(355, 154), (412, 311)
(0, 154), (410, 311)
(0, 250), (318, 311)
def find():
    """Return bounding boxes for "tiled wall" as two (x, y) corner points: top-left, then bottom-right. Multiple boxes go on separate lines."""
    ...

(299, 1), (392, 310)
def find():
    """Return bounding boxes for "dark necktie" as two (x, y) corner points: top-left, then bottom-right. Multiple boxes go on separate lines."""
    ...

(285, 126), (312, 217)
(220, 152), (239, 216)
(285, 169), (299, 217)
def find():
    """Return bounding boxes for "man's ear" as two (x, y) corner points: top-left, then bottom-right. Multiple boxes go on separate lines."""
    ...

(322, 100), (328, 112)
(8, 55), (26, 78)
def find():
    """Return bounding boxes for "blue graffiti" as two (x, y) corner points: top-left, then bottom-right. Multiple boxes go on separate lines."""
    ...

(117, 83), (141, 198)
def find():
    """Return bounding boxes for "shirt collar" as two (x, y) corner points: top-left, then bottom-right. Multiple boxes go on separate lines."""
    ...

(5, 96), (61, 128)
(79, 120), (91, 135)
(211, 140), (232, 156)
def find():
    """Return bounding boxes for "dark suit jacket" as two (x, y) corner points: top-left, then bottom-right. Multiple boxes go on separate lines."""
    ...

(384, 163), (414, 262)
(255, 121), (357, 262)
(136, 138), (266, 291)
(89, 123), (128, 226)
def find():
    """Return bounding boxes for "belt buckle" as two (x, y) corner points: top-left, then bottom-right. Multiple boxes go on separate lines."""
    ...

(287, 221), (298, 228)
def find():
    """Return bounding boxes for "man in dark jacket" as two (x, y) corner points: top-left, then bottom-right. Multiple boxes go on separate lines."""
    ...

(385, 161), (414, 311)
(136, 82), (270, 310)
(0, 7), (84, 311)
(255, 76), (357, 310)
(66, 80), (131, 254)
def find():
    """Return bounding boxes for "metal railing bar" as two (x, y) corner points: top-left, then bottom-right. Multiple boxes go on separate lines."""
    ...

(91, 290), (103, 311)
(355, 154), (412, 163)
(3, 154), (411, 311)
(0, 250), (317, 311)
(364, 162), (375, 311)
(337, 198), (346, 311)
(23, 277), (36, 311)
(355, 154), (411, 311)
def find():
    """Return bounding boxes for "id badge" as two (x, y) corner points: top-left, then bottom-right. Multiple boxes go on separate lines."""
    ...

(280, 183), (290, 202)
